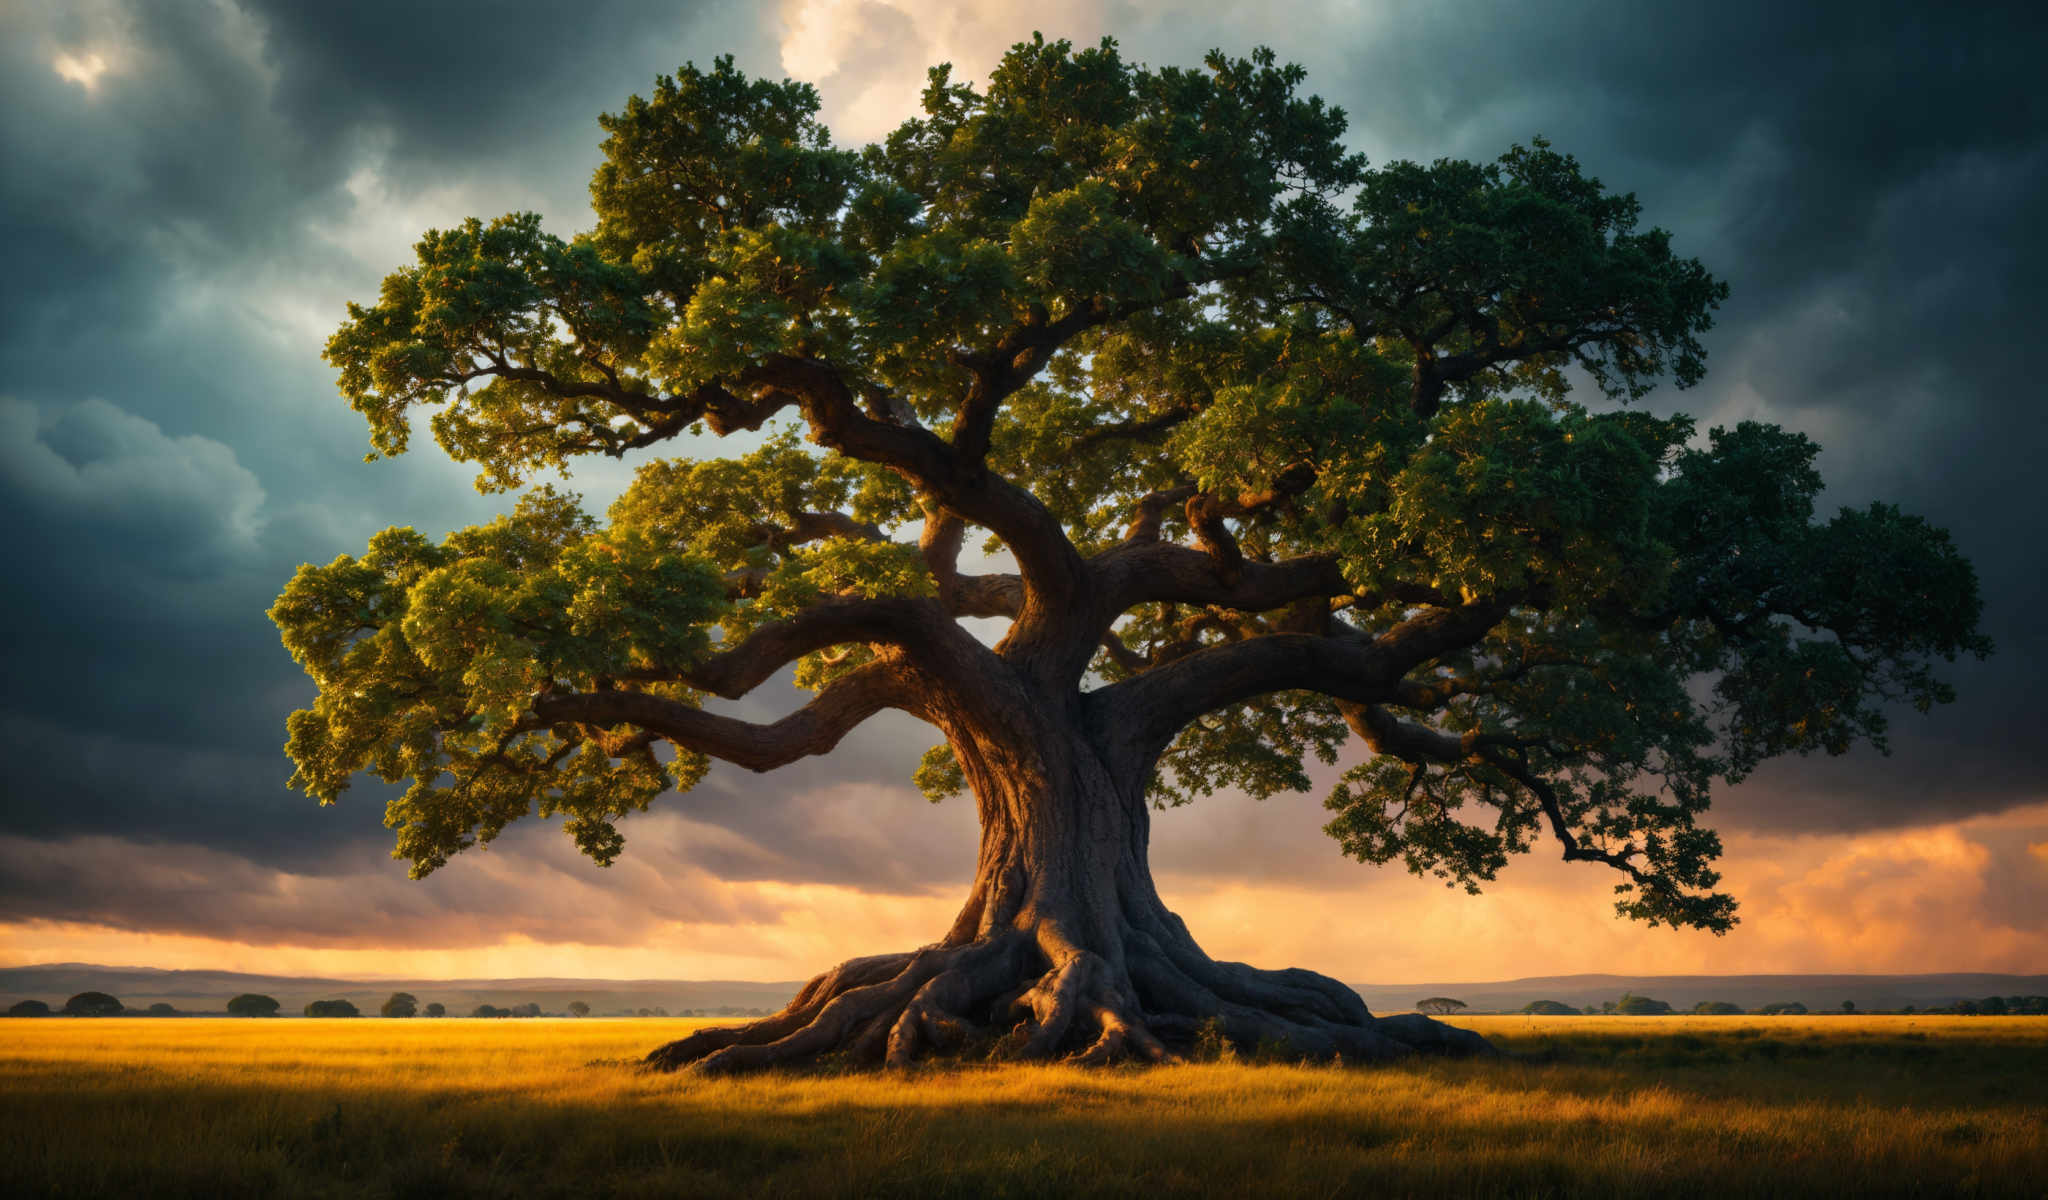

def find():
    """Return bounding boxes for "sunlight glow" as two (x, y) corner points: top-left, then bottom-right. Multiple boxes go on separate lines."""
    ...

(51, 50), (110, 92)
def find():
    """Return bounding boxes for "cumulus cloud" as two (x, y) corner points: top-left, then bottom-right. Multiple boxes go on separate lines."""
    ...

(0, 397), (266, 575)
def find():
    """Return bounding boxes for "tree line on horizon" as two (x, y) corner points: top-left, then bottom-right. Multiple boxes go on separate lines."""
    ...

(1440, 992), (2048, 1016)
(1, 991), (777, 1018)
(11, 988), (2042, 1019)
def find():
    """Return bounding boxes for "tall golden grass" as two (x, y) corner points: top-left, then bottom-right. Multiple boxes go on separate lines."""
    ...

(3, 1014), (2042, 1197)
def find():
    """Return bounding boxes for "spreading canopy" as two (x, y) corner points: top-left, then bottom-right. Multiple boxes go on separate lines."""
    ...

(276, 38), (1988, 935)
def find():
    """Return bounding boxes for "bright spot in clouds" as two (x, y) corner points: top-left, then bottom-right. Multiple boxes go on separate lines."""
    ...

(51, 50), (111, 92)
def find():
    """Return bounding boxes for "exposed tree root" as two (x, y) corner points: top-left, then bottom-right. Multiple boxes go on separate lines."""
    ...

(642, 927), (1494, 1075)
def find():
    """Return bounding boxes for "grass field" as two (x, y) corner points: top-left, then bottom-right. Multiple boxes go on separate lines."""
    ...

(3, 1014), (2044, 1198)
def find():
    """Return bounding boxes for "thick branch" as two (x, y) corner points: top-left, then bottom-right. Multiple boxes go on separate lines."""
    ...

(1095, 544), (1347, 616)
(674, 598), (948, 699)
(533, 660), (910, 773)
(950, 573), (1024, 619)
(1089, 602), (1511, 773)
(760, 357), (1088, 621)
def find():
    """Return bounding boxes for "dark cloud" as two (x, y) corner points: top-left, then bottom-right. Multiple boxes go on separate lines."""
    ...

(1288, 0), (2048, 834)
(0, 0), (2041, 956)
(0, 829), (795, 948)
(0, 0), (774, 864)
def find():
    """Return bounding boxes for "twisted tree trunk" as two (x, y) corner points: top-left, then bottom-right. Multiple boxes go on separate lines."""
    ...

(645, 683), (1492, 1073)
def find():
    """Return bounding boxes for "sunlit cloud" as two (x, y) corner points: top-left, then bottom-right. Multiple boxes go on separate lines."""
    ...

(777, 0), (1116, 141)
(6, 802), (2045, 983)
(51, 50), (111, 92)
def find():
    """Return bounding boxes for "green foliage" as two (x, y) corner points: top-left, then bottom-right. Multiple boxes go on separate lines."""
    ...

(1612, 993), (1674, 1016)
(272, 489), (727, 877)
(288, 35), (1990, 939)
(913, 744), (965, 803)
(1520, 1000), (1579, 1016)
(423, 1002), (446, 1018)
(381, 993), (419, 1019)
(304, 999), (361, 1018)
(7, 1000), (52, 1017)
(1282, 137), (1727, 404)
(227, 994), (280, 1018)
(1694, 1001), (1744, 1015)
(1415, 997), (1468, 1015)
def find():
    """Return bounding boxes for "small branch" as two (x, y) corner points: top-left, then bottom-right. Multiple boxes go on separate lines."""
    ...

(1123, 485), (1198, 544)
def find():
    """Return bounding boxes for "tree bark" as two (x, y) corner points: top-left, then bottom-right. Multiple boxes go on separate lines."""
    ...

(644, 679), (1494, 1074)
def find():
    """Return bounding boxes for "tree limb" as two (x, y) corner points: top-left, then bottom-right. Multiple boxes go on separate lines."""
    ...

(1089, 601), (1511, 773)
(532, 660), (911, 773)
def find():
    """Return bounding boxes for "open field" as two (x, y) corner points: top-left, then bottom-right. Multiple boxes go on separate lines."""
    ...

(3, 1015), (2043, 1198)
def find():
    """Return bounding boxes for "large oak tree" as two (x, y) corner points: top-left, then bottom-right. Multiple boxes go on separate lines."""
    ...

(274, 38), (1989, 1072)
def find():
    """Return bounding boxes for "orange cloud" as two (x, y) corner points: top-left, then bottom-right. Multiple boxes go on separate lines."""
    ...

(6, 802), (2045, 984)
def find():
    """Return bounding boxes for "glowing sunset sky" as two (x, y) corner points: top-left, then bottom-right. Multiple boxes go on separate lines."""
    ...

(2, 0), (2042, 984)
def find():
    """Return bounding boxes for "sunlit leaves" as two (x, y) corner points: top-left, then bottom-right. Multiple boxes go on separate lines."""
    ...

(914, 744), (966, 803)
(644, 226), (862, 392)
(326, 213), (661, 491)
(272, 489), (726, 876)
(590, 56), (858, 303)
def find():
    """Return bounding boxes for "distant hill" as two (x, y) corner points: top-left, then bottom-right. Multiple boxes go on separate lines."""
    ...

(1348, 973), (2048, 1014)
(0, 964), (803, 1016)
(6, 963), (2044, 1017)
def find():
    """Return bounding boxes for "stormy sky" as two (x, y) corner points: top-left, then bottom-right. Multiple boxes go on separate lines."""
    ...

(2, 0), (2043, 983)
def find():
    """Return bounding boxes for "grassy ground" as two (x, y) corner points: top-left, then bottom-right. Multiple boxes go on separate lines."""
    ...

(2, 1014), (2043, 1198)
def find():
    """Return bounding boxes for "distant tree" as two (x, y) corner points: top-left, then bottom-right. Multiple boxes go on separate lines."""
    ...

(1415, 998), (1468, 1015)
(304, 999), (361, 1018)
(1583, 1006), (1601, 1015)
(1758, 1002), (1807, 1015)
(510, 1002), (542, 1018)
(652, 1007), (670, 1018)
(6, 1000), (52, 1017)
(146, 1003), (178, 1017)
(636, 1008), (653, 1018)
(63, 991), (123, 1017)
(274, 37), (1988, 1077)
(1613, 993), (1673, 1015)
(424, 1002), (446, 1018)
(381, 992), (419, 1018)
(1692, 1001), (1742, 1015)
(1520, 1000), (1578, 1016)
(1978, 995), (2007, 1015)
(568, 1000), (591, 1018)
(227, 993), (281, 1017)
(471, 1004), (510, 1018)
(1841, 1000), (1856, 1014)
